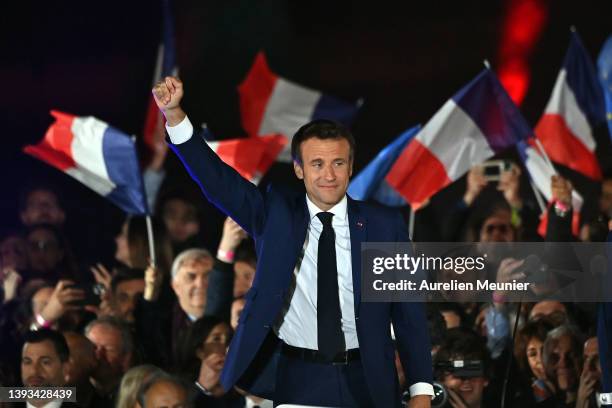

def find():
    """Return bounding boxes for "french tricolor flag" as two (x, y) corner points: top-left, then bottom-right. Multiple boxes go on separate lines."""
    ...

(238, 52), (361, 162)
(205, 134), (287, 185)
(386, 68), (531, 209)
(24, 111), (148, 215)
(516, 139), (582, 236)
(535, 30), (606, 180)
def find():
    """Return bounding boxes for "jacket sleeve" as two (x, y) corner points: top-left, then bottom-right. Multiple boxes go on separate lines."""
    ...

(390, 211), (434, 388)
(168, 130), (266, 237)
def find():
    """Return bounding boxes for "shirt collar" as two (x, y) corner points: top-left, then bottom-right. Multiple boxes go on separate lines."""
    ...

(305, 194), (348, 224)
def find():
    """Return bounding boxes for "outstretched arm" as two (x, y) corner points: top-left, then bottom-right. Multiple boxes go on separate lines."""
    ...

(151, 77), (266, 236)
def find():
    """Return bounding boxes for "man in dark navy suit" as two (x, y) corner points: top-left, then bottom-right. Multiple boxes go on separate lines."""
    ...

(153, 76), (433, 407)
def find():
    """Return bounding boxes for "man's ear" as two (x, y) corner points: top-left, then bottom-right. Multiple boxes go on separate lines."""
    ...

(349, 160), (354, 178)
(293, 161), (304, 180)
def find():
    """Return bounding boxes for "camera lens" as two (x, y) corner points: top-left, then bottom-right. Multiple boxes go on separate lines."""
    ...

(431, 381), (448, 408)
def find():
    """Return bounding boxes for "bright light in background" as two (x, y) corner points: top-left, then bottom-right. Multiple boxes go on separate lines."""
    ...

(497, 0), (549, 105)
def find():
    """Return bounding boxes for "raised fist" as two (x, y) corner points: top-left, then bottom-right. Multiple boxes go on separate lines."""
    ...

(151, 76), (186, 126)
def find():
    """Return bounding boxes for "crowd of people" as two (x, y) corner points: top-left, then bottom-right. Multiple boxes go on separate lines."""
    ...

(0, 120), (611, 408)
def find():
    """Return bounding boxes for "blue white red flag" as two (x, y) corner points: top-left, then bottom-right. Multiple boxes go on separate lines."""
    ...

(238, 52), (360, 162)
(348, 125), (420, 206)
(386, 68), (531, 209)
(535, 31), (606, 180)
(25, 111), (149, 215)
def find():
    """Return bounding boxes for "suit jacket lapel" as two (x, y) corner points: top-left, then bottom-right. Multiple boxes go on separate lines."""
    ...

(348, 197), (367, 314)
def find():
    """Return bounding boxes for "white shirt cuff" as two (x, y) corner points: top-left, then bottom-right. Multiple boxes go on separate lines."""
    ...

(409, 382), (434, 398)
(165, 115), (194, 144)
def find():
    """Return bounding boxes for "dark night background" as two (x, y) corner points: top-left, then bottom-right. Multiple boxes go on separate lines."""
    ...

(1, 0), (611, 263)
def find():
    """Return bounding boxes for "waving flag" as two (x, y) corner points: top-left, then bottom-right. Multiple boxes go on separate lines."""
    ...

(348, 125), (420, 206)
(206, 134), (287, 184)
(143, 0), (177, 159)
(386, 68), (531, 209)
(598, 35), (612, 141)
(238, 52), (360, 162)
(24, 111), (148, 214)
(516, 139), (582, 236)
(535, 30), (606, 180)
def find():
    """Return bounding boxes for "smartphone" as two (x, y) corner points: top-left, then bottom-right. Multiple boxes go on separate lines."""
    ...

(67, 283), (102, 307)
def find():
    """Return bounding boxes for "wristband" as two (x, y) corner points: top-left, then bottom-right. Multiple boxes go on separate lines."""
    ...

(194, 381), (213, 396)
(216, 249), (235, 263)
(553, 199), (570, 218)
(35, 313), (53, 329)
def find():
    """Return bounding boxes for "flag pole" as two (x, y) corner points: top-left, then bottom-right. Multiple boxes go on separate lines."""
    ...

(533, 138), (556, 173)
(529, 180), (547, 214)
(145, 215), (156, 267)
(408, 209), (416, 241)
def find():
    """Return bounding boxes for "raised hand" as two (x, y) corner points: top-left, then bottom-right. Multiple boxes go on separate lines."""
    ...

(40, 280), (85, 323)
(551, 175), (573, 207)
(464, 166), (488, 206)
(2, 269), (22, 303)
(144, 264), (162, 302)
(498, 163), (522, 209)
(151, 76), (186, 126)
(217, 217), (247, 262)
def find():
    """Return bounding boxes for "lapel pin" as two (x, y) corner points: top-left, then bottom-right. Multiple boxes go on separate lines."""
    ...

(356, 221), (364, 228)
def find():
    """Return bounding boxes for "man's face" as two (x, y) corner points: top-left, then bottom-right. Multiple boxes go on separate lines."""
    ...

(233, 261), (255, 298)
(63, 333), (97, 385)
(293, 137), (353, 211)
(21, 340), (67, 387)
(27, 229), (64, 272)
(86, 323), (130, 380)
(163, 199), (200, 243)
(144, 380), (188, 408)
(479, 211), (514, 243)
(583, 337), (601, 378)
(21, 190), (65, 227)
(171, 258), (213, 318)
(443, 373), (488, 408)
(114, 279), (145, 323)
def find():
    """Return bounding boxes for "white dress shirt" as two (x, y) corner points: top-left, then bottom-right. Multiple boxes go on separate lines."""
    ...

(26, 400), (63, 408)
(166, 116), (433, 398)
(275, 194), (359, 350)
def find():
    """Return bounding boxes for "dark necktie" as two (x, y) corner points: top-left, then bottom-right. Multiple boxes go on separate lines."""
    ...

(316, 212), (345, 359)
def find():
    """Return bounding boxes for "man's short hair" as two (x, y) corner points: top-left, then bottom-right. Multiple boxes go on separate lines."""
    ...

(111, 267), (145, 293)
(291, 119), (355, 164)
(23, 329), (70, 363)
(136, 371), (191, 408)
(171, 248), (212, 280)
(434, 327), (490, 379)
(84, 316), (134, 355)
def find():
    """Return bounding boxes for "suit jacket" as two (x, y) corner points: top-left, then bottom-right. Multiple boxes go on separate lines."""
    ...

(169, 130), (433, 407)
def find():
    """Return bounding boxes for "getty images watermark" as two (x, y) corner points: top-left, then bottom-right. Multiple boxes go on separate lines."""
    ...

(361, 242), (612, 303)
